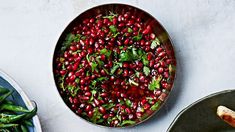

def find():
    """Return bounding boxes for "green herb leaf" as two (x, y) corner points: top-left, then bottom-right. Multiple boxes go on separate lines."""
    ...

(102, 103), (115, 110)
(142, 54), (149, 66)
(129, 78), (139, 86)
(150, 101), (161, 111)
(148, 75), (162, 91)
(97, 77), (108, 82)
(91, 61), (98, 72)
(125, 99), (132, 107)
(135, 71), (140, 77)
(169, 64), (176, 73)
(111, 63), (122, 74)
(127, 27), (133, 33)
(109, 25), (117, 33)
(121, 120), (136, 126)
(67, 85), (79, 97)
(133, 34), (142, 41)
(143, 66), (150, 76)
(113, 32), (120, 38)
(100, 48), (112, 58)
(90, 108), (102, 123)
(103, 11), (118, 21)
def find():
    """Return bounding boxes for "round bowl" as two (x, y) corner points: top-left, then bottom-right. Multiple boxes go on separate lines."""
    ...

(167, 89), (235, 132)
(53, 3), (176, 127)
(0, 70), (42, 132)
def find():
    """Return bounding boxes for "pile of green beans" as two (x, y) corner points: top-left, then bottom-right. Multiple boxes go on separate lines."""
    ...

(0, 86), (37, 132)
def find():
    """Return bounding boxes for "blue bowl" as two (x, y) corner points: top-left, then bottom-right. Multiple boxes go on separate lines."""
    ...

(0, 70), (42, 132)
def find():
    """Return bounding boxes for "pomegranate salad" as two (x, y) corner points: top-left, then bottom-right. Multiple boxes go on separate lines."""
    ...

(54, 11), (176, 127)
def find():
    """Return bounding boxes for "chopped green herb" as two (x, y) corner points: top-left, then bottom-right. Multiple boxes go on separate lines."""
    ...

(121, 120), (136, 126)
(127, 27), (133, 33)
(96, 57), (104, 67)
(113, 32), (120, 38)
(61, 33), (74, 51)
(90, 108), (102, 123)
(91, 61), (98, 72)
(142, 54), (149, 66)
(125, 99), (132, 107)
(103, 11), (118, 21)
(143, 66), (150, 76)
(90, 90), (97, 101)
(150, 101), (161, 111)
(100, 48), (112, 58)
(129, 78), (139, 86)
(102, 103), (115, 110)
(148, 75), (162, 91)
(133, 34), (142, 41)
(75, 78), (80, 84)
(146, 97), (154, 104)
(169, 64), (176, 73)
(111, 63), (122, 74)
(135, 71), (140, 77)
(150, 37), (161, 49)
(109, 25), (117, 33)
(67, 85), (79, 97)
(97, 77), (108, 82)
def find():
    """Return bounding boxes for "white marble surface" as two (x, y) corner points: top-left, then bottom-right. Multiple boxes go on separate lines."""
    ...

(0, 0), (235, 131)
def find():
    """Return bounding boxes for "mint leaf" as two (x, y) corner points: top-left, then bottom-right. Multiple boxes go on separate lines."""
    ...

(121, 120), (136, 126)
(127, 27), (133, 33)
(148, 75), (162, 91)
(143, 66), (150, 76)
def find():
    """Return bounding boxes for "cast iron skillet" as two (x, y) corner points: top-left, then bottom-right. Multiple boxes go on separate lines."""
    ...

(167, 89), (235, 132)
(52, 3), (176, 127)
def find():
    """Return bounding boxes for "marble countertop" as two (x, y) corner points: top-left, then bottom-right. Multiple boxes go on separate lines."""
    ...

(0, 0), (235, 131)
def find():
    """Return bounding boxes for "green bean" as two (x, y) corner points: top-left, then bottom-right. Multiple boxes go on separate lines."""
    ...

(0, 87), (9, 94)
(0, 123), (18, 128)
(23, 120), (33, 127)
(0, 113), (26, 123)
(3, 100), (14, 105)
(0, 104), (30, 113)
(21, 103), (37, 120)
(0, 129), (10, 132)
(0, 91), (13, 104)
(13, 127), (21, 132)
(20, 125), (28, 132)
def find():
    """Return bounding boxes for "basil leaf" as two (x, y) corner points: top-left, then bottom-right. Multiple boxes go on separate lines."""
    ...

(121, 120), (136, 126)
(148, 75), (162, 91)
(143, 66), (150, 76)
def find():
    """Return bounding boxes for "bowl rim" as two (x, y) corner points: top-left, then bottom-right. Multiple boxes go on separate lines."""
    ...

(52, 3), (177, 128)
(0, 69), (42, 132)
(167, 89), (235, 132)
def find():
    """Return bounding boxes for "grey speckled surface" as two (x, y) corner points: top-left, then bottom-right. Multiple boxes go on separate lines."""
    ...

(0, 0), (235, 131)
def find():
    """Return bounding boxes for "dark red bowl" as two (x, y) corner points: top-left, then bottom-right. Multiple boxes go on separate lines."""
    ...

(52, 3), (176, 128)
